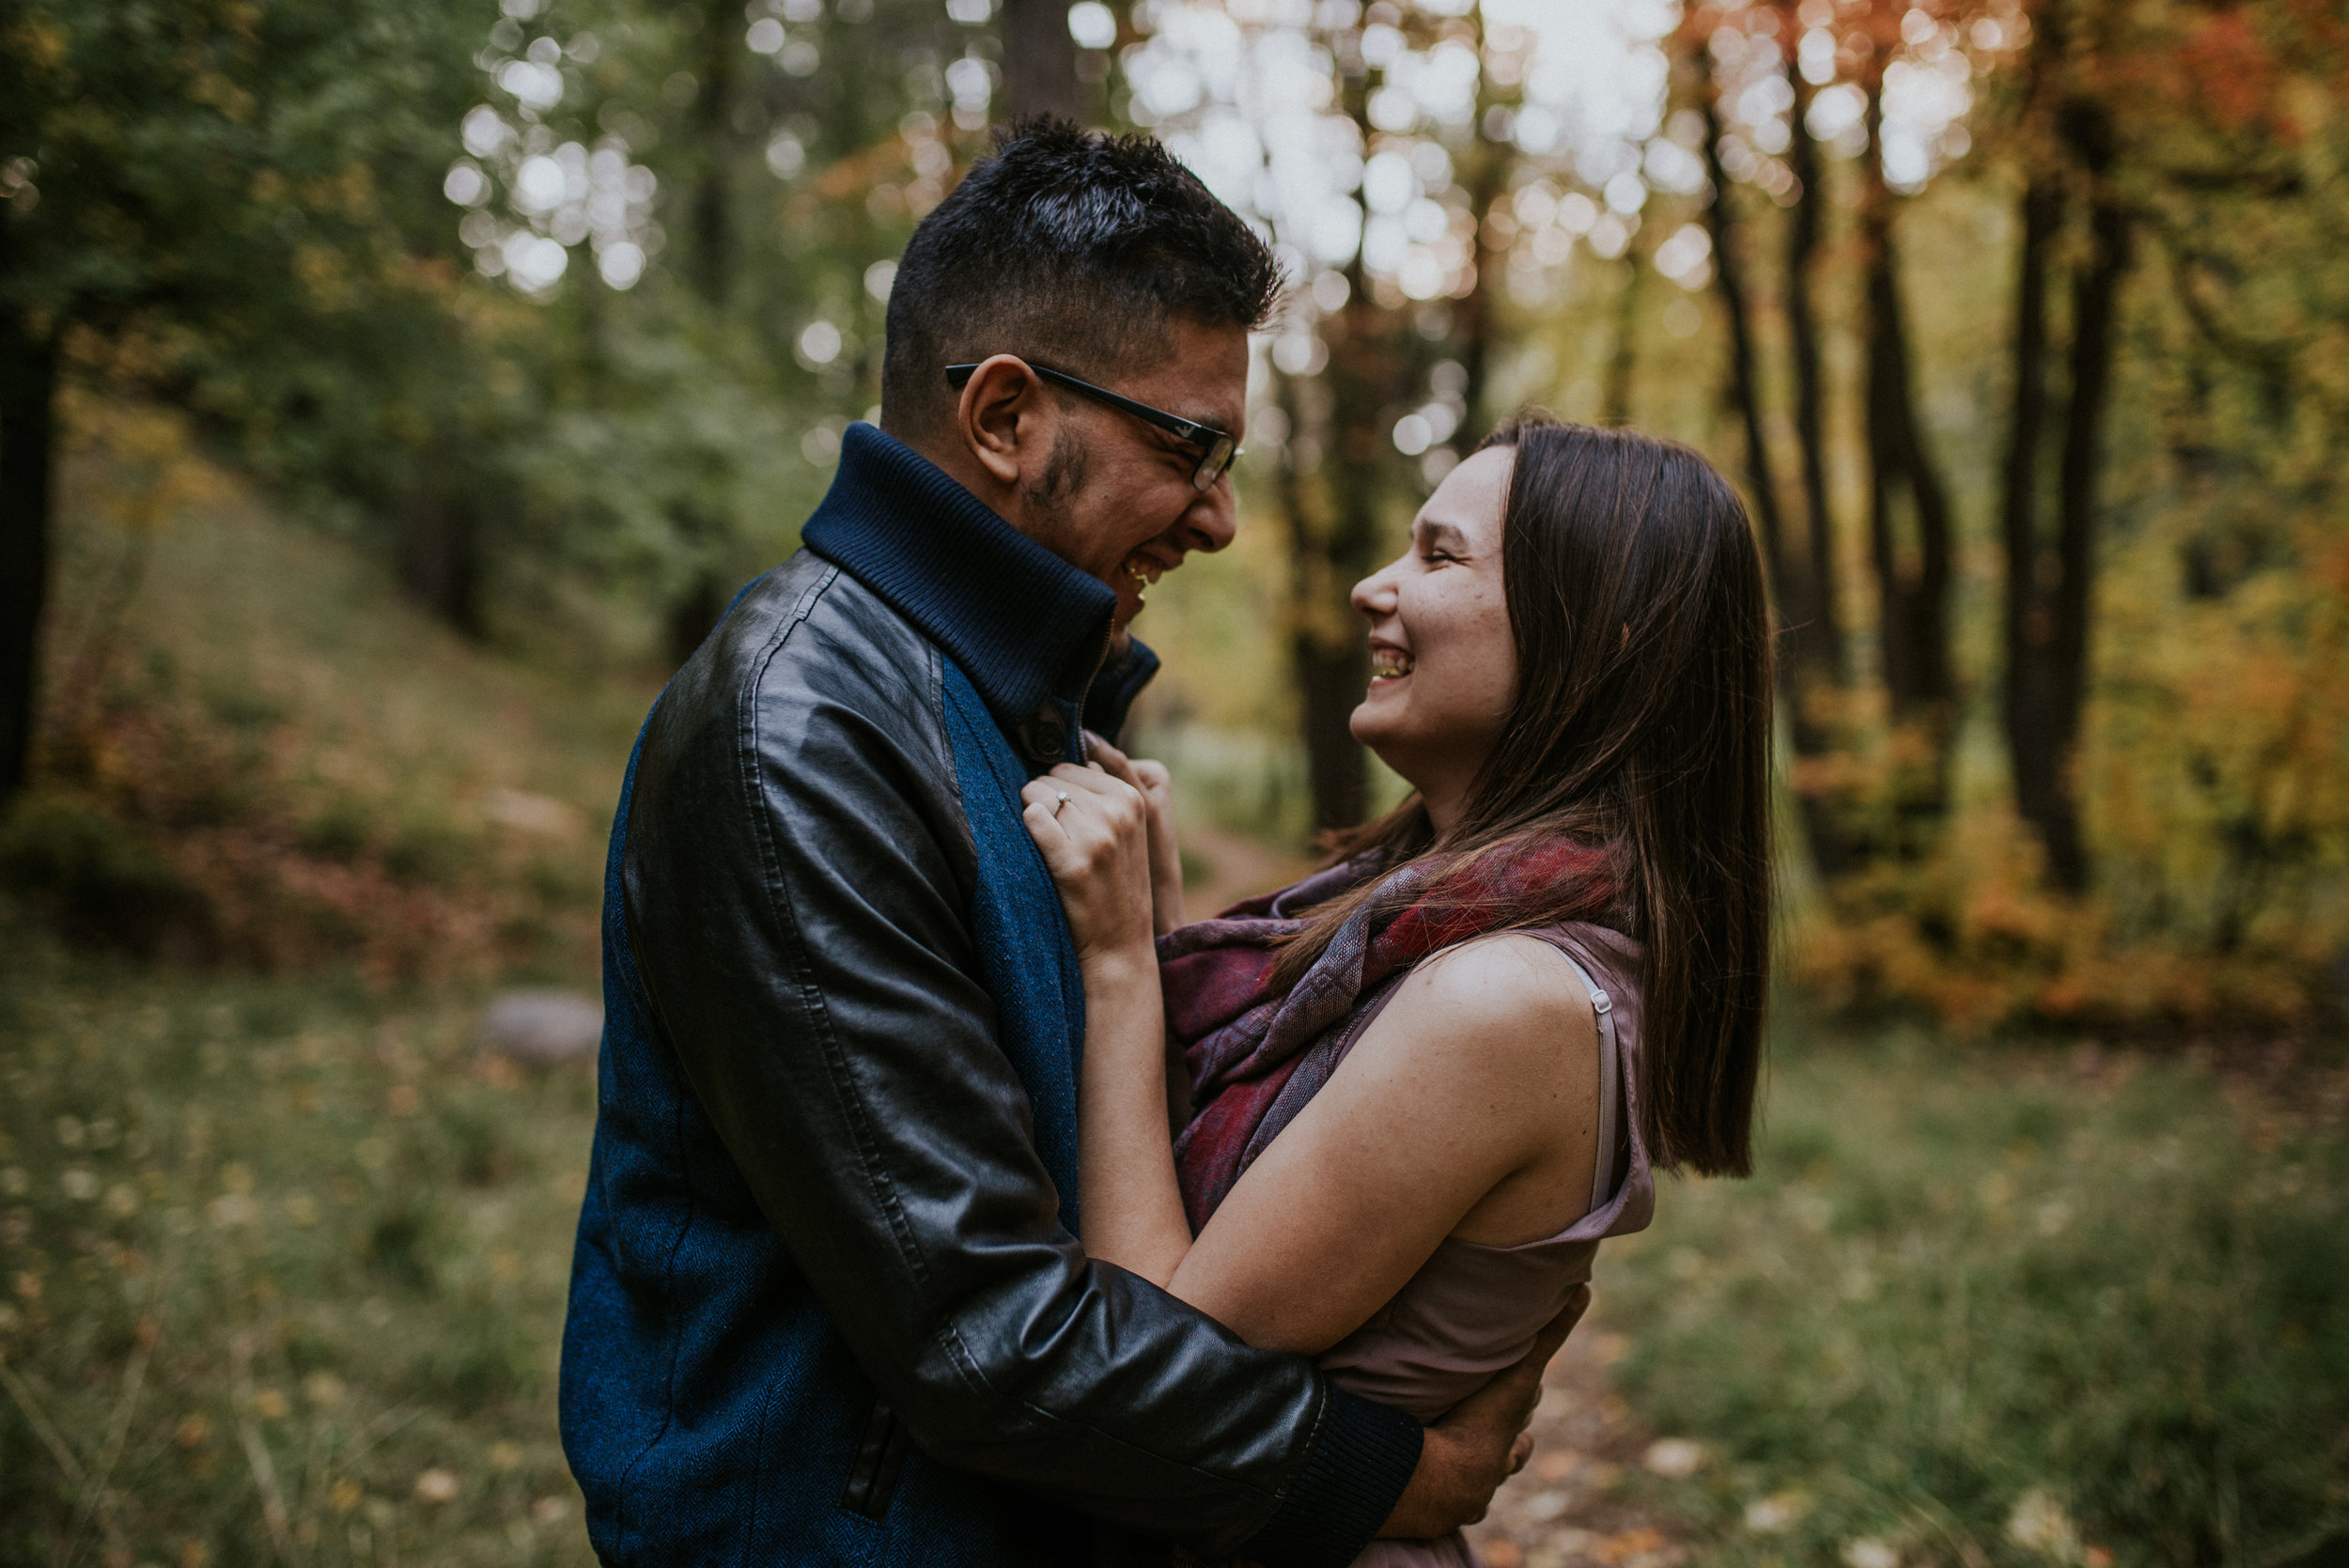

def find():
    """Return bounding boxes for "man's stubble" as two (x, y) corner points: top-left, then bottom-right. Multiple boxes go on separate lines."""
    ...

(1019, 425), (1095, 569)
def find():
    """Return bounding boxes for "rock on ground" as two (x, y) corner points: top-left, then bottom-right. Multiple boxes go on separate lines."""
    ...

(478, 988), (603, 1066)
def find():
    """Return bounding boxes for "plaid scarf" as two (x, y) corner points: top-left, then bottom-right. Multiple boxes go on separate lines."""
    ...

(1159, 837), (1615, 1233)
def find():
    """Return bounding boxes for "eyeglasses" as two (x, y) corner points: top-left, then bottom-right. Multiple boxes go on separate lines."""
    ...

(945, 360), (1239, 492)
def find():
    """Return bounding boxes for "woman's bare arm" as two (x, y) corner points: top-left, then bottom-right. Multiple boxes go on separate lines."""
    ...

(1166, 938), (1602, 1353)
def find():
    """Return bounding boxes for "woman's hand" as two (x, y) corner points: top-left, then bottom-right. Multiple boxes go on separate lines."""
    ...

(1081, 734), (1186, 935)
(1020, 763), (1157, 965)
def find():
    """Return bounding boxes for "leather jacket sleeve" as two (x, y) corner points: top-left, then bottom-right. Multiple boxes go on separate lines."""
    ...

(620, 565), (1419, 1562)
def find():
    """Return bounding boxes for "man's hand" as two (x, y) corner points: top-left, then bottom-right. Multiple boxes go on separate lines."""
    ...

(1376, 1286), (1591, 1539)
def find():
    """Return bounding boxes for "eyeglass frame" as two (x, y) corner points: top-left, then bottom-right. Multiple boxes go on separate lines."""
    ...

(944, 359), (1240, 492)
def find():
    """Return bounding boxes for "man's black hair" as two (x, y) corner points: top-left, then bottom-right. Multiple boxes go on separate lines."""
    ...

(880, 117), (1283, 437)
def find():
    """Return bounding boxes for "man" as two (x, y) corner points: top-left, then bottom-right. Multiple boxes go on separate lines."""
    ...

(560, 119), (1575, 1566)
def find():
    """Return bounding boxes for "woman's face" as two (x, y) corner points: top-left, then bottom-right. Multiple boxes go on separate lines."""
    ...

(1347, 445), (1518, 831)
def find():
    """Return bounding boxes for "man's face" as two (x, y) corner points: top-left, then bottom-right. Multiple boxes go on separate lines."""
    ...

(1021, 316), (1247, 629)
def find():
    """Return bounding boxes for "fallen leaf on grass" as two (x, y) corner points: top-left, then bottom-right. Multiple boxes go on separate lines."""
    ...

(480, 788), (583, 837)
(2007, 1489), (2081, 1561)
(1843, 1537), (1899, 1568)
(1593, 1527), (1668, 1564)
(1744, 1493), (1806, 1532)
(1641, 1438), (1704, 1477)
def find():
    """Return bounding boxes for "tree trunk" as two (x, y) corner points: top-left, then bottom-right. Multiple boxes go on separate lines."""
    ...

(1293, 625), (1368, 835)
(670, 0), (742, 671)
(691, 0), (739, 309)
(1277, 46), (1403, 842)
(399, 481), (485, 638)
(666, 570), (727, 669)
(1860, 70), (1956, 846)
(1451, 130), (1509, 451)
(1268, 370), (1363, 838)
(1999, 170), (2068, 882)
(1699, 101), (1793, 608)
(1293, 266), (1394, 836)
(1781, 54), (1842, 668)
(0, 309), (57, 801)
(665, 501), (731, 668)
(1000, 0), (1086, 124)
(2041, 103), (2131, 892)
(1999, 0), (2131, 895)
(1600, 244), (1643, 427)
(1701, 97), (1856, 879)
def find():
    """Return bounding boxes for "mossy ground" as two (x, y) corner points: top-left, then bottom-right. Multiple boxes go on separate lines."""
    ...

(1476, 1029), (2349, 1568)
(0, 932), (599, 1566)
(8, 943), (2341, 1568)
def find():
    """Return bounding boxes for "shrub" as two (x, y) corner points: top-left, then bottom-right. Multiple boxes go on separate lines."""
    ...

(0, 791), (212, 956)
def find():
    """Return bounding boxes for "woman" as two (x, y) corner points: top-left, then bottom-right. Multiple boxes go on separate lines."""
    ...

(1023, 417), (1773, 1565)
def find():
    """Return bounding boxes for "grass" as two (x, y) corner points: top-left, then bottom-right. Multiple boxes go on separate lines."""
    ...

(0, 921), (599, 1566)
(7, 942), (2341, 1567)
(1590, 1027), (2349, 1568)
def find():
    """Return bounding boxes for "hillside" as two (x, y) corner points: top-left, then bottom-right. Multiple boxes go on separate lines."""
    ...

(8, 416), (651, 986)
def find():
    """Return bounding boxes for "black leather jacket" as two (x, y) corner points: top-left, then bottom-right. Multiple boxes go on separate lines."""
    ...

(563, 424), (1419, 1566)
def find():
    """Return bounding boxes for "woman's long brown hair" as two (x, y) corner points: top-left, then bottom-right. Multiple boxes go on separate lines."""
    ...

(1266, 417), (1774, 1177)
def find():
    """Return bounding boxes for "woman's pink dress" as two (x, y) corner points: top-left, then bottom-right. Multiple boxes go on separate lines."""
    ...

(1132, 923), (1657, 1568)
(1310, 923), (1657, 1568)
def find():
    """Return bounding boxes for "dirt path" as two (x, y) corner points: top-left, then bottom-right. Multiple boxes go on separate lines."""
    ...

(1176, 823), (1313, 918)
(1465, 1315), (1693, 1568)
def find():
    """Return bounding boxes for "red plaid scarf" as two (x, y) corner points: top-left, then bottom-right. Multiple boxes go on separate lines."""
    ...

(1159, 837), (1616, 1232)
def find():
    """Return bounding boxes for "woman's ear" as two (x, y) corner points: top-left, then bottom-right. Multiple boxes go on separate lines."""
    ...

(956, 355), (1043, 489)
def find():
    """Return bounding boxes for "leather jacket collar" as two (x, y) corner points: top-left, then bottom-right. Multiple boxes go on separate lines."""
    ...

(803, 423), (1131, 738)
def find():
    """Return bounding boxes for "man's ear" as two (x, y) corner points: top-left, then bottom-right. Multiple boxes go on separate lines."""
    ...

(955, 355), (1045, 490)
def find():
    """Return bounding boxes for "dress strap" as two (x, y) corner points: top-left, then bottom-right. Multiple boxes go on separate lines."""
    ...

(1541, 944), (1621, 1212)
(1408, 930), (1626, 1217)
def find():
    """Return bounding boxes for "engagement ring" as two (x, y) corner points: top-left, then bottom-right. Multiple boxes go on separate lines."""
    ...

(1052, 791), (1071, 815)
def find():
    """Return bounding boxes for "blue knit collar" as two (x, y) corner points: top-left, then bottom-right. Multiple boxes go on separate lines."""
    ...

(802, 423), (1118, 727)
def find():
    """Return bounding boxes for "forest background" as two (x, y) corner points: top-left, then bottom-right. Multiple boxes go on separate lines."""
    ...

(0, 0), (2344, 1565)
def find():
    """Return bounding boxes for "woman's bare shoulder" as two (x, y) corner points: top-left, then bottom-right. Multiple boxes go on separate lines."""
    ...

(1369, 932), (1599, 1071)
